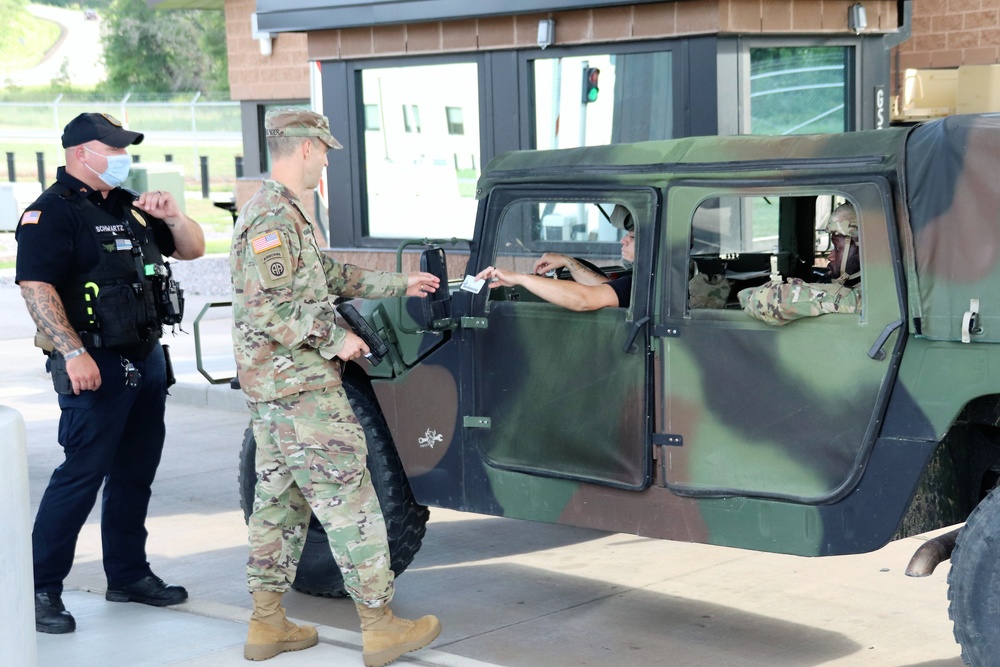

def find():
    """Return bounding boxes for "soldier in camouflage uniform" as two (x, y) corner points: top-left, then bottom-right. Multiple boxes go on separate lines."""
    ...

(738, 202), (861, 326)
(230, 107), (441, 665)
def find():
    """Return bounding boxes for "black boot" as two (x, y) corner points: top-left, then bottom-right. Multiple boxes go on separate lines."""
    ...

(106, 574), (188, 607)
(35, 592), (76, 634)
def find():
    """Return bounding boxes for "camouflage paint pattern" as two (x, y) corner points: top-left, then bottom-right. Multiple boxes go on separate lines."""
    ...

(737, 278), (861, 325)
(247, 389), (393, 606)
(327, 116), (1000, 560)
(232, 179), (407, 605)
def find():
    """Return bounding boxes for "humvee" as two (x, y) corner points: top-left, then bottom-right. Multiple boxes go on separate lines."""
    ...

(213, 113), (1000, 667)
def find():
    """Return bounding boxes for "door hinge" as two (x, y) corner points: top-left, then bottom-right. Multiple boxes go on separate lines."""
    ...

(464, 416), (492, 428)
(652, 433), (683, 447)
(652, 324), (680, 338)
(461, 316), (489, 329)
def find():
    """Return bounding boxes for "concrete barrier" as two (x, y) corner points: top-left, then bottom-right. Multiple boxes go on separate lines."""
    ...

(0, 405), (37, 666)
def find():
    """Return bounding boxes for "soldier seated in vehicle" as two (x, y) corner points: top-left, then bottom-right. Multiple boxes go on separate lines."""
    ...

(738, 202), (861, 325)
(476, 205), (636, 310)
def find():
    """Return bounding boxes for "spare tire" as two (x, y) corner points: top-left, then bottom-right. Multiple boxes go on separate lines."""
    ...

(237, 369), (429, 597)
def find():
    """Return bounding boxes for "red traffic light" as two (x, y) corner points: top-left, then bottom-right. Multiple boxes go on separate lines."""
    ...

(582, 67), (600, 104)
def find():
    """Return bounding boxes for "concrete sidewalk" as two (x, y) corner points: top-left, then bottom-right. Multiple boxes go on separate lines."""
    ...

(38, 590), (495, 667)
(1, 262), (968, 667)
(1, 268), (492, 667)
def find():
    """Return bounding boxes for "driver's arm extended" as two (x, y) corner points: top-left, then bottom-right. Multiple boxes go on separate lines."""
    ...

(531, 253), (610, 286)
(475, 266), (619, 312)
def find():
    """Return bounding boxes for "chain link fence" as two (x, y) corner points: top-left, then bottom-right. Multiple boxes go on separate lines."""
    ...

(0, 93), (242, 192)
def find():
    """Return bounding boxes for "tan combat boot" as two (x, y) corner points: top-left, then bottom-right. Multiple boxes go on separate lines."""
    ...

(244, 590), (319, 661)
(355, 603), (441, 667)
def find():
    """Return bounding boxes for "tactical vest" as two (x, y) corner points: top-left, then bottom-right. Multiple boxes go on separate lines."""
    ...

(56, 186), (172, 355)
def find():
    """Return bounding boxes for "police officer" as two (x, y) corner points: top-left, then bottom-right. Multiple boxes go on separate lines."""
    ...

(16, 112), (205, 634)
(231, 107), (441, 665)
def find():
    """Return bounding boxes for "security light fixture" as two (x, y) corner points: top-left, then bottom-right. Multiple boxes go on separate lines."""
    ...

(848, 3), (867, 34)
(538, 18), (555, 50)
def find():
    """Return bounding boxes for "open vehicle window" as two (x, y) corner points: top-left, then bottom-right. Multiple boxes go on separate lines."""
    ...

(687, 192), (857, 311)
(492, 199), (632, 279)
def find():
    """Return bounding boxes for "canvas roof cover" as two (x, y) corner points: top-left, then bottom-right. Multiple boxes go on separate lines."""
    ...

(905, 113), (1000, 342)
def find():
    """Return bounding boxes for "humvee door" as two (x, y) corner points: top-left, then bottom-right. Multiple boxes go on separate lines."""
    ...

(655, 181), (904, 502)
(469, 188), (659, 490)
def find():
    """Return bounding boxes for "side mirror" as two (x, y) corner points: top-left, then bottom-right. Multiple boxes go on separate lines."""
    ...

(419, 246), (452, 329)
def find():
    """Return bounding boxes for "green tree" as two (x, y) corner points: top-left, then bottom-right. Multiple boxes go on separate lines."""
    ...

(101, 0), (228, 94)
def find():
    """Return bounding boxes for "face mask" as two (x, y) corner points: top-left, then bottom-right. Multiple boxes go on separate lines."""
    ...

(84, 147), (131, 187)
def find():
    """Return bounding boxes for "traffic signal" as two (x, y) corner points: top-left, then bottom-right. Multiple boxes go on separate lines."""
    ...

(582, 67), (600, 104)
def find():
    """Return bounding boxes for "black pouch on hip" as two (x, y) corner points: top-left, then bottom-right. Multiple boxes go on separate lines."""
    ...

(46, 353), (74, 396)
(162, 344), (176, 388)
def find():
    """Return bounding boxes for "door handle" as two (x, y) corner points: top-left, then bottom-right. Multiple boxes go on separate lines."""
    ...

(623, 316), (650, 353)
(867, 319), (903, 360)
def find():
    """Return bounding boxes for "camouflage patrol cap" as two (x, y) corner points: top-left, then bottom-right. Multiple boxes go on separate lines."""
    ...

(264, 107), (342, 149)
(826, 203), (858, 239)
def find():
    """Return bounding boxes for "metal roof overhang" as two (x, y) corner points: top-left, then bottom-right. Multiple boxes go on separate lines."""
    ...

(245, 0), (674, 34)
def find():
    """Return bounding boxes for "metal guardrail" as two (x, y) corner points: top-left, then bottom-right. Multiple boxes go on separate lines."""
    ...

(192, 300), (236, 385)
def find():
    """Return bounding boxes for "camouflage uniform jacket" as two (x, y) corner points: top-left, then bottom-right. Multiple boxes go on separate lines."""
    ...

(231, 180), (407, 402)
(738, 277), (861, 326)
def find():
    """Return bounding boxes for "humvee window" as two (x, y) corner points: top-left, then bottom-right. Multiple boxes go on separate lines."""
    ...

(489, 199), (633, 303)
(687, 192), (860, 312)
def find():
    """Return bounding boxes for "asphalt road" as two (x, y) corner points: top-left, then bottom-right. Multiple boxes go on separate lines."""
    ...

(1, 261), (970, 667)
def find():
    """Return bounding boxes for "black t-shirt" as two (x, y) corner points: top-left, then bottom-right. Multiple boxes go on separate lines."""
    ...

(607, 273), (632, 308)
(15, 167), (176, 288)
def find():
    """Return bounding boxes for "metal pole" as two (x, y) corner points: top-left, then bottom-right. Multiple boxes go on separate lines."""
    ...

(52, 92), (63, 137)
(235, 156), (243, 178)
(551, 58), (562, 149)
(200, 156), (210, 199)
(132, 154), (140, 164)
(119, 92), (131, 128)
(6, 152), (14, 182)
(191, 92), (201, 178)
(578, 61), (588, 148)
(165, 154), (173, 162)
(36, 152), (45, 189)
(0, 407), (37, 667)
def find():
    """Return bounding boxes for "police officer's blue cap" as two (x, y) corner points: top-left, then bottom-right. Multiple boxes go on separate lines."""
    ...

(61, 113), (144, 149)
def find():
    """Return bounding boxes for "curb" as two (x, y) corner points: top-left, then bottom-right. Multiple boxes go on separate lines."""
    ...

(169, 380), (248, 413)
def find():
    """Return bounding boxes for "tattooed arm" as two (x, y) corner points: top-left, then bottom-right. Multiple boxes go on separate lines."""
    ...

(20, 280), (102, 394)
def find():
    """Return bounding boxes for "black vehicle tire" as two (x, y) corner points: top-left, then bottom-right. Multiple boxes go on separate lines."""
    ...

(948, 484), (1000, 666)
(236, 369), (430, 598)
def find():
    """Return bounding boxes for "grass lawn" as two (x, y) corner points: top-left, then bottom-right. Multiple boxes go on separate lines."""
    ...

(0, 196), (233, 270)
(0, 11), (60, 72)
(3, 141), (243, 194)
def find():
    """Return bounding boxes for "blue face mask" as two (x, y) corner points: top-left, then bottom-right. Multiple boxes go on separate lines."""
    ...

(84, 147), (131, 187)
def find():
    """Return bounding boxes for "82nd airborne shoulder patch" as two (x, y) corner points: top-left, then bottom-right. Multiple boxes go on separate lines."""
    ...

(250, 230), (293, 288)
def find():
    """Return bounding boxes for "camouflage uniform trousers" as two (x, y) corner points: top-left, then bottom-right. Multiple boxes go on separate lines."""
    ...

(246, 384), (394, 607)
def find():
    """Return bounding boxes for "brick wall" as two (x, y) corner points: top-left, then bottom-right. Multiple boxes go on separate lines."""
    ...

(225, 0), (310, 101)
(222, 0), (903, 99)
(894, 0), (1000, 69)
(307, 1), (898, 61)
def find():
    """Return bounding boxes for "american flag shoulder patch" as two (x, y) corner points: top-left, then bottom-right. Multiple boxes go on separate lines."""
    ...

(251, 231), (282, 254)
(20, 210), (41, 225)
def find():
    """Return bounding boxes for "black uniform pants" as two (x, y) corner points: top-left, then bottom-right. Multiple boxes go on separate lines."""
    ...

(33, 344), (168, 594)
